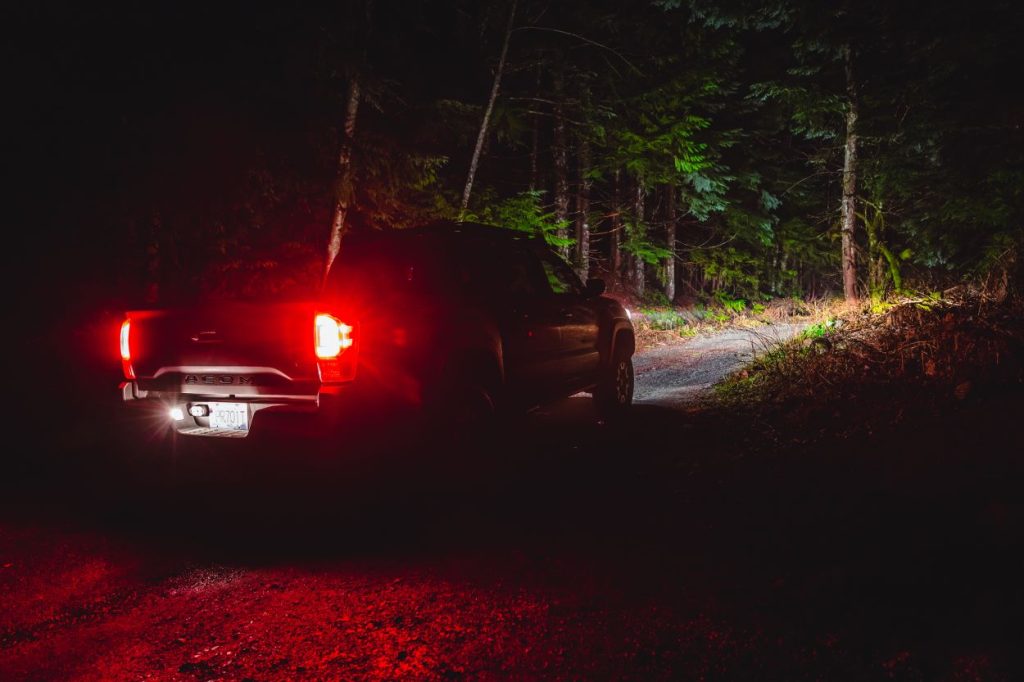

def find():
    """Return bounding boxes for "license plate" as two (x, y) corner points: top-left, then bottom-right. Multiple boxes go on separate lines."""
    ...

(207, 402), (249, 431)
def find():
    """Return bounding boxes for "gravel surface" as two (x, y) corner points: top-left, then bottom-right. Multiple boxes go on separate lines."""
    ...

(3, 321), (1022, 681)
(634, 323), (807, 407)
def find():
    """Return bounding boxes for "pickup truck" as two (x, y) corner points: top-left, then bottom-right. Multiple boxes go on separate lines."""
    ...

(119, 221), (635, 438)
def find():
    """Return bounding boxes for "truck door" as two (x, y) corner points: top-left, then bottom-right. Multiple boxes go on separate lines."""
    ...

(457, 242), (561, 400)
(534, 248), (601, 389)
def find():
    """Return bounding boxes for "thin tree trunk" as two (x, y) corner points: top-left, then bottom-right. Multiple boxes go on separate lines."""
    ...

(322, 75), (361, 287)
(552, 62), (570, 259)
(865, 203), (881, 296)
(322, 0), (374, 288)
(610, 169), (622, 282)
(664, 184), (676, 302)
(634, 176), (645, 296)
(574, 134), (591, 280)
(840, 43), (859, 302)
(460, 0), (517, 217)
(529, 64), (541, 192)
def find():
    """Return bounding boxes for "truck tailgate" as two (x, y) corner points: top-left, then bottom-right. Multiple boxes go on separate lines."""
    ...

(126, 302), (321, 400)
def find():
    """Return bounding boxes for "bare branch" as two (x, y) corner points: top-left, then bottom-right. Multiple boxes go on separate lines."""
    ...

(513, 26), (642, 76)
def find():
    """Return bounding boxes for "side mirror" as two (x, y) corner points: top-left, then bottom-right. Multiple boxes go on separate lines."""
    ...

(584, 278), (606, 297)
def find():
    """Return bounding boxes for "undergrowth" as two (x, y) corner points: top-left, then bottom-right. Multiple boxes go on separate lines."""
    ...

(715, 289), (1024, 413)
(631, 296), (837, 349)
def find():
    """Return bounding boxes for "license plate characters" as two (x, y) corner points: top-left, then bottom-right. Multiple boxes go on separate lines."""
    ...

(207, 402), (249, 431)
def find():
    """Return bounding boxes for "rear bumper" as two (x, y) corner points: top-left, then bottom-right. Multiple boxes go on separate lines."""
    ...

(120, 381), (345, 438)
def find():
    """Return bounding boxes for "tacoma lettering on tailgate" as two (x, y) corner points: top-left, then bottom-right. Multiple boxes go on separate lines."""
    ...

(184, 375), (255, 385)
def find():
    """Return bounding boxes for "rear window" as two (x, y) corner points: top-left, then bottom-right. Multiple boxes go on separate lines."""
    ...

(326, 235), (452, 300)
(453, 240), (546, 298)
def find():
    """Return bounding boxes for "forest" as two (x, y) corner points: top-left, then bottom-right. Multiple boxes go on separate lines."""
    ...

(15, 0), (1021, 315)
(5, 3), (1024, 679)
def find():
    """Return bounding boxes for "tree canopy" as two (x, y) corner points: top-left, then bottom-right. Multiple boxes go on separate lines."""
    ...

(15, 0), (1023, 308)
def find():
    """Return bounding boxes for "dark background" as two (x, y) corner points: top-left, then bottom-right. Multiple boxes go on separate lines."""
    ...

(7, 0), (1023, 351)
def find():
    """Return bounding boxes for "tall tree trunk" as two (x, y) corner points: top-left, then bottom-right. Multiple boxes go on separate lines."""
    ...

(459, 0), (517, 217)
(663, 184), (676, 302)
(322, 75), (361, 288)
(610, 169), (622, 282)
(322, 0), (374, 288)
(574, 134), (591, 280)
(633, 176), (646, 296)
(551, 62), (570, 259)
(840, 43), (859, 302)
(529, 64), (541, 192)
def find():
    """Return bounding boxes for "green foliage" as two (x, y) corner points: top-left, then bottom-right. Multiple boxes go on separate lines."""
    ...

(198, 241), (322, 301)
(691, 246), (762, 300)
(640, 308), (690, 331)
(714, 292), (748, 314)
(642, 289), (672, 307)
(699, 306), (731, 324)
(468, 190), (573, 250)
(800, 319), (837, 339)
(357, 133), (452, 229)
(747, 81), (844, 142)
(621, 218), (672, 265)
(110, 0), (1022, 306)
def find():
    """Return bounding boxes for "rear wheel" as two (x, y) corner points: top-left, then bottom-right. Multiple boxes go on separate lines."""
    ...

(442, 381), (497, 433)
(594, 348), (634, 419)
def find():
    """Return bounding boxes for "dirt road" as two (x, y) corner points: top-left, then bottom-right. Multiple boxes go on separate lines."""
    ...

(3, 323), (1022, 681)
(633, 323), (806, 407)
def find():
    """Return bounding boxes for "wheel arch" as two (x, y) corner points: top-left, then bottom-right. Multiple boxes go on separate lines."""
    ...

(446, 347), (504, 392)
(608, 323), (635, 361)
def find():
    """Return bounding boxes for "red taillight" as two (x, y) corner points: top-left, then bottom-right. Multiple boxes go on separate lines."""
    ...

(120, 318), (135, 380)
(315, 313), (357, 383)
(315, 313), (354, 358)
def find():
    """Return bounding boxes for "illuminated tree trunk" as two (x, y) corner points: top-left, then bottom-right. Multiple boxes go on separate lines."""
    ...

(552, 63), (570, 260)
(664, 183), (676, 302)
(633, 176), (645, 296)
(840, 43), (859, 302)
(460, 0), (517, 217)
(609, 169), (622, 282)
(574, 134), (591, 280)
(322, 75), (361, 288)
(323, 0), (374, 289)
(865, 199), (902, 297)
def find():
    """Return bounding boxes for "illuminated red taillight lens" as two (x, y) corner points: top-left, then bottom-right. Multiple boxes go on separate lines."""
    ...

(120, 318), (135, 379)
(314, 313), (354, 358)
(315, 313), (357, 383)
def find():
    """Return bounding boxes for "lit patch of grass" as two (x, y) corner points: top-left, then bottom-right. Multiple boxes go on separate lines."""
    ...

(800, 318), (838, 340)
(640, 308), (691, 331)
(633, 307), (698, 346)
(632, 295), (835, 351)
(714, 291), (1024, 409)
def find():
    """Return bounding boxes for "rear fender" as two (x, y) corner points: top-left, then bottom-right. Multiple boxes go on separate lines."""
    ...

(429, 316), (504, 400)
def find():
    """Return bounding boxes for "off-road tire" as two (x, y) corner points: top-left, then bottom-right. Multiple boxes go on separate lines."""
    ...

(594, 349), (634, 420)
